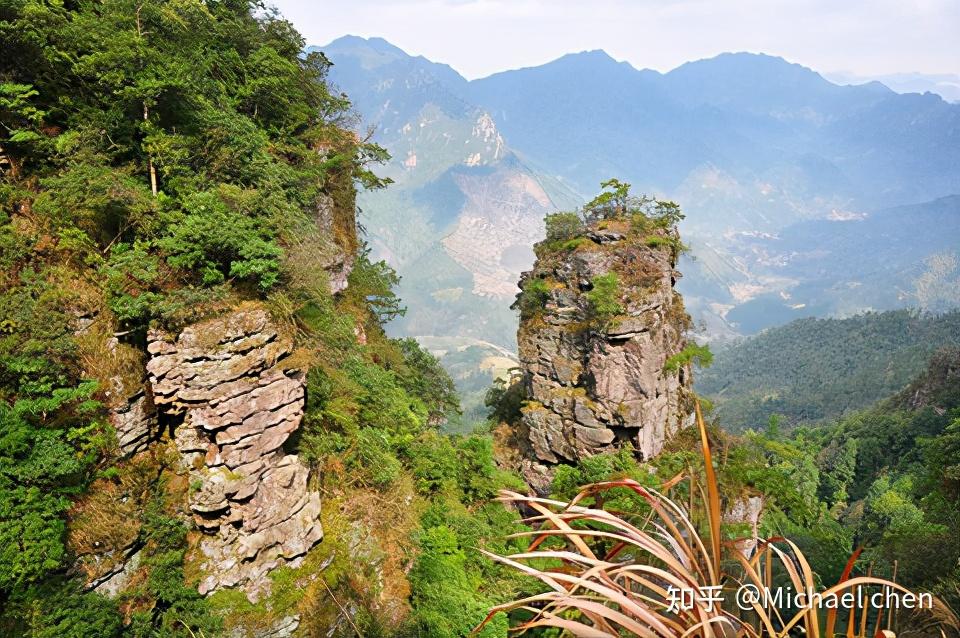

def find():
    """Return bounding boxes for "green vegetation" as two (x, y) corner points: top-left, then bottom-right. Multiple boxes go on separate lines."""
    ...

(0, 1), (529, 636)
(543, 211), (584, 244)
(513, 276), (551, 318)
(1, 0), (383, 627)
(663, 342), (714, 373)
(0, 381), (103, 591)
(4, 3), (956, 634)
(486, 349), (960, 633)
(522, 180), (690, 334)
(482, 424), (915, 638)
(776, 348), (960, 607)
(583, 178), (684, 228)
(584, 272), (623, 324)
(534, 179), (686, 260)
(697, 309), (960, 430)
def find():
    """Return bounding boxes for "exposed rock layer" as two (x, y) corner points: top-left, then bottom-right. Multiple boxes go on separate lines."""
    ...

(146, 306), (322, 602)
(517, 219), (692, 464)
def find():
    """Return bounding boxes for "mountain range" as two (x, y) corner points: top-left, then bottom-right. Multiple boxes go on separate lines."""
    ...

(825, 70), (960, 103)
(314, 36), (960, 374)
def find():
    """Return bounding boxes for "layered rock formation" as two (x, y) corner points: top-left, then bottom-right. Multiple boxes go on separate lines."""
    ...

(516, 219), (693, 464)
(68, 176), (355, 609)
(146, 306), (322, 602)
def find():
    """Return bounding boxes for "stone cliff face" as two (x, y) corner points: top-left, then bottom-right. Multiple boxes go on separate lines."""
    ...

(146, 306), (322, 602)
(73, 187), (356, 609)
(516, 220), (693, 466)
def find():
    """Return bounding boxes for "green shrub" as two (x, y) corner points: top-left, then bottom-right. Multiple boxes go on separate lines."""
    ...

(160, 191), (282, 290)
(0, 579), (123, 638)
(544, 211), (584, 244)
(550, 447), (645, 501)
(514, 277), (551, 316)
(0, 380), (105, 591)
(455, 435), (523, 502)
(127, 503), (222, 638)
(408, 431), (459, 494)
(664, 342), (714, 373)
(581, 179), (685, 230)
(394, 337), (460, 424)
(344, 247), (406, 325)
(585, 273), (623, 323)
(409, 526), (507, 638)
(484, 377), (525, 423)
(0, 486), (68, 590)
(645, 233), (688, 258)
(346, 357), (428, 435)
(103, 241), (165, 324)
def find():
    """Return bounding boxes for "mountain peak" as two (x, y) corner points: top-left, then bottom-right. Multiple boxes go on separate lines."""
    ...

(323, 34), (405, 54)
(670, 51), (825, 81)
(317, 35), (414, 70)
(551, 49), (632, 70)
(318, 35), (467, 88)
(475, 48), (641, 85)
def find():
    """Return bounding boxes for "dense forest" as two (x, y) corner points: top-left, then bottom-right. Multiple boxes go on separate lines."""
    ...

(697, 309), (960, 430)
(732, 347), (960, 607)
(0, 1), (529, 635)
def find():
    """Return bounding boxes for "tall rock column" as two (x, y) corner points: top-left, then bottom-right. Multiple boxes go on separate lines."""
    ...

(516, 218), (693, 464)
(146, 305), (322, 602)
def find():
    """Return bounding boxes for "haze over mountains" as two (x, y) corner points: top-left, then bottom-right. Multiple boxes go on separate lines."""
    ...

(315, 36), (960, 366)
(825, 70), (960, 104)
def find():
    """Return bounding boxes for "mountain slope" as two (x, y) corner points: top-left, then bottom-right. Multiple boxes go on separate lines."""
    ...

(696, 309), (960, 429)
(323, 36), (581, 354)
(319, 36), (960, 352)
(694, 194), (960, 333)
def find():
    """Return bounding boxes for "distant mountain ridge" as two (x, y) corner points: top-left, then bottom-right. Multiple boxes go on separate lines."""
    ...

(826, 70), (960, 103)
(468, 48), (958, 212)
(317, 35), (960, 353)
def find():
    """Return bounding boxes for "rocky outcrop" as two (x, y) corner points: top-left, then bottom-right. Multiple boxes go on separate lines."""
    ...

(111, 390), (156, 457)
(146, 306), (322, 602)
(724, 496), (764, 559)
(230, 616), (300, 638)
(72, 309), (157, 458)
(516, 217), (693, 464)
(314, 192), (355, 295)
(91, 548), (143, 598)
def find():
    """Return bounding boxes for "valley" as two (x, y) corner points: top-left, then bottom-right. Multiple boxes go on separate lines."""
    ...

(321, 36), (960, 364)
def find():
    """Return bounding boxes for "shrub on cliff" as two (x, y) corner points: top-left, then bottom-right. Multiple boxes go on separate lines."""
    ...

(0, 0), (394, 631)
(585, 272), (624, 324)
(581, 178), (685, 231)
(409, 525), (507, 638)
(1, 0), (390, 330)
(514, 277), (551, 317)
(664, 342), (714, 373)
(544, 211), (585, 243)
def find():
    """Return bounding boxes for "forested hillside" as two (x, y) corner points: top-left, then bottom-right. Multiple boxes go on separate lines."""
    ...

(721, 348), (960, 610)
(0, 2), (527, 636)
(697, 309), (960, 429)
(477, 340), (960, 633)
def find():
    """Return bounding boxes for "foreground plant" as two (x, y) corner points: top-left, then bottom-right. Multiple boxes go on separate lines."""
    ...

(478, 404), (952, 638)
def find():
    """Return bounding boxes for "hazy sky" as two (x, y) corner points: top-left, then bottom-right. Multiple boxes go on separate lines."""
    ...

(269, 0), (959, 80)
